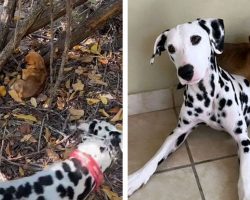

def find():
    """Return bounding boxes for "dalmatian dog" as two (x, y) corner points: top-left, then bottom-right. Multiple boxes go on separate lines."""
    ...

(128, 18), (250, 200)
(0, 120), (122, 200)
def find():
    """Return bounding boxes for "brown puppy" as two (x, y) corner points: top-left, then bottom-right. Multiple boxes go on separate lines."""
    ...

(13, 51), (47, 99)
(218, 42), (250, 80)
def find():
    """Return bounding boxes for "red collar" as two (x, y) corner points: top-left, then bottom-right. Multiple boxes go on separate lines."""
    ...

(69, 150), (104, 190)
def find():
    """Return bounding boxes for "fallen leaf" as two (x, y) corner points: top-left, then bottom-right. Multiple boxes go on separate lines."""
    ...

(64, 67), (73, 72)
(68, 91), (77, 101)
(90, 43), (101, 55)
(98, 57), (109, 65)
(21, 134), (37, 143)
(68, 108), (84, 121)
(0, 86), (6, 97)
(46, 148), (59, 161)
(99, 95), (108, 105)
(72, 79), (84, 91)
(68, 52), (80, 60)
(111, 108), (123, 122)
(115, 123), (123, 131)
(30, 97), (37, 107)
(19, 123), (32, 135)
(56, 97), (65, 110)
(101, 93), (115, 100)
(87, 98), (100, 105)
(19, 167), (25, 177)
(13, 114), (37, 122)
(102, 185), (121, 200)
(65, 79), (71, 89)
(44, 127), (51, 142)
(75, 67), (85, 75)
(90, 79), (108, 86)
(5, 143), (11, 156)
(80, 56), (93, 63)
(9, 89), (23, 103)
(99, 109), (110, 117)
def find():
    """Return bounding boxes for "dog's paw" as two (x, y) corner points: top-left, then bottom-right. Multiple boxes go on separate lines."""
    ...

(128, 169), (149, 196)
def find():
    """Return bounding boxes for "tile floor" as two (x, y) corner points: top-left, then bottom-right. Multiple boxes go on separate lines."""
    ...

(128, 108), (242, 200)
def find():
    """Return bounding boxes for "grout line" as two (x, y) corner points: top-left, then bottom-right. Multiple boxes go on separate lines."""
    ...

(156, 154), (237, 174)
(185, 141), (206, 200)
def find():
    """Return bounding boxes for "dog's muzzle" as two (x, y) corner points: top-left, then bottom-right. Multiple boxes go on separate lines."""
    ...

(178, 64), (194, 81)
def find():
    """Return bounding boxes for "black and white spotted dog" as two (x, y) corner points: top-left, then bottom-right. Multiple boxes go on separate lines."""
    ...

(128, 18), (250, 200)
(0, 120), (122, 200)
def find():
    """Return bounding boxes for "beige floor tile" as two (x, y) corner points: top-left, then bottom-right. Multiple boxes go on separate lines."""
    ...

(129, 167), (202, 200)
(187, 125), (237, 162)
(128, 109), (190, 173)
(196, 157), (239, 200)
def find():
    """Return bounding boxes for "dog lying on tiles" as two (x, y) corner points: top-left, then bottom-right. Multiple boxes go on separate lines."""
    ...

(128, 18), (250, 200)
(13, 51), (47, 99)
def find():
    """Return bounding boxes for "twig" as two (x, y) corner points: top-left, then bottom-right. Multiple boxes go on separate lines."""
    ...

(13, 0), (21, 48)
(48, 0), (72, 105)
(8, 149), (46, 161)
(1, 157), (42, 171)
(37, 117), (45, 152)
(49, 0), (54, 84)
(0, 126), (7, 165)
(46, 125), (67, 138)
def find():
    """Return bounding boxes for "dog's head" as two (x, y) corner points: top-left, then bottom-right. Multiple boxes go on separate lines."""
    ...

(73, 120), (122, 172)
(24, 51), (45, 70)
(150, 18), (224, 85)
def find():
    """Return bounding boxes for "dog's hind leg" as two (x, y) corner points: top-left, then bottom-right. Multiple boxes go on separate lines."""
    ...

(128, 120), (196, 196)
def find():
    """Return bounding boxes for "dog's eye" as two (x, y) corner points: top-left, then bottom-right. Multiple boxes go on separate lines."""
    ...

(168, 45), (175, 54)
(191, 35), (201, 45)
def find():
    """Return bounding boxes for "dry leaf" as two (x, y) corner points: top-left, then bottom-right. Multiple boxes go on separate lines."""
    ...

(99, 109), (110, 117)
(68, 108), (84, 121)
(19, 167), (25, 177)
(13, 114), (37, 122)
(57, 97), (65, 110)
(72, 79), (84, 91)
(64, 67), (73, 72)
(102, 185), (121, 200)
(68, 52), (80, 60)
(87, 98), (100, 105)
(80, 56), (93, 63)
(30, 97), (37, 107)
(44, 127), (51, 142)
(98, 57), (109, 65)
(5, 143), (11, 156)
(0, 86), (6, 97)
(90, 43), (101, 55)
(101, 93), (114, 100)
(9, 89), (23, 103)
(46, 148), (59, 161)
(111, 108), (123, 122)
(90, 79), (108, 86)
(115, 123), (123, 131)
(75, 67), (85, 75)
(65, 79), (71, 89)
(21, 134), (37, 143)
(19, 123), (32, 135)
(99, 95), (108, 105)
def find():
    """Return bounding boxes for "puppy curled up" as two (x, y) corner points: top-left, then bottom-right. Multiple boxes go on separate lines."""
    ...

(13, 51), (47, 99)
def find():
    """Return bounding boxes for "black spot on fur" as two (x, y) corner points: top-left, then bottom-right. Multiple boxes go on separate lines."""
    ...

(211, 20), (221, 39)
(77, 176), (92, 200)
(197, 93), (203, 101)
(219, 76), (224, 88)
(227, 99), (232, 106)
(240, 92), (248, 105)
(68, 170), (82, 186)
(157, 34), (167, 55)
(72, 158), (89, 175)
(100, 147), (105, 153)
(225, 86), (229, 92)
(105, 126), (110, 131)
(238, 83), (243, 90)
(34, 182), (43, 194)
(198, 20), (210, 34)
(221, 70), (230, 81)
(3, 193), (13, 200)
(89, 120), (97, 133)
(210, 115), (216, 121)
(187, 111), (192, 116)
(98, 126), (102, 130)
(244, 79), (250, 87)
(219, 98), (226, 110)
(183, 119), (189, 124)
(62, 162), (71, 172)
(67, 186), (74, 199)
(16, 183), (32, 198)
(176, 133), (186, 146)
(158, 158), (165, 166)
(170, 56), (174, 62)
(222, 112), (226, 117)
(37, 196), (45, 200)
(55, 170), (63, 180)
(235, 128), (242, 134)
(244, 147), (249, 153)
(237, 120), (243, 126)
(210, 74), (215, 96)
(38, 175), (53, 186)
(57, 184), (67, 198)
(188, 95), (194, 103)
(195, 107), (203, 114)
(241, 140), (250, 146)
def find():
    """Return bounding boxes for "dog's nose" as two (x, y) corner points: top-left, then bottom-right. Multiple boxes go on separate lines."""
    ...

(178, 64), (194, 81)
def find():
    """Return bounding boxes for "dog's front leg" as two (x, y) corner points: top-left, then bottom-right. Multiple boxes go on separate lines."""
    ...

(128, 115), (196, 196)
(237, 134), (250, 200)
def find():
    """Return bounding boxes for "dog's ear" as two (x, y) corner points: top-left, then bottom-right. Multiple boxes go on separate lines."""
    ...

(150, 30), (169, 64)
(197, 18), (224, 54)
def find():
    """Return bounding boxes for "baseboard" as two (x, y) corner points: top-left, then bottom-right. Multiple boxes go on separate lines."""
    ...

(128, 86), (184, 116)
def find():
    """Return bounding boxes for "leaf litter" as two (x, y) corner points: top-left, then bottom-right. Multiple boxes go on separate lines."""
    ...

(0, 14), (122, 199)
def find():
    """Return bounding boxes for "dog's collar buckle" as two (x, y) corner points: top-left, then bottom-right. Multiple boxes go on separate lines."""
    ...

(69, 150), (104, 190)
